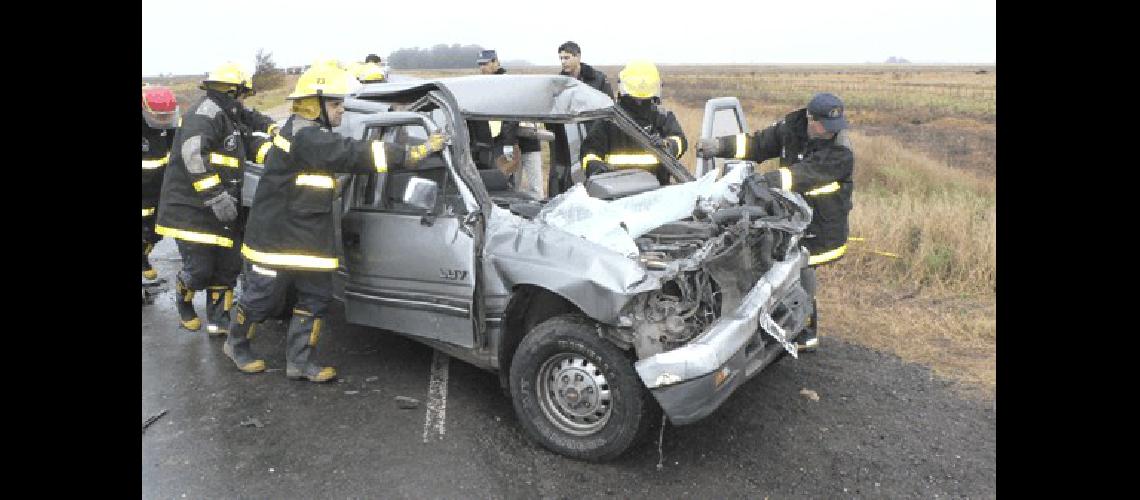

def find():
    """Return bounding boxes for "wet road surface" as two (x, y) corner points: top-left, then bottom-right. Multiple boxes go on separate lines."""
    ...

(142, 237), (996, 498)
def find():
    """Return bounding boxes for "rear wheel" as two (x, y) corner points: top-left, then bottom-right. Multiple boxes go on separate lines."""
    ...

(509, 314), (657, 461)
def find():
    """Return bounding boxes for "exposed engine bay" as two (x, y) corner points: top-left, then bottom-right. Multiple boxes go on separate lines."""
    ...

(616, 181), (813, 359)
(488, 165), (814, 361)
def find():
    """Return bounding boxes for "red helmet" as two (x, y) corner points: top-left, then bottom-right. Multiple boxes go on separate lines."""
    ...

(142, 85), (179, 129)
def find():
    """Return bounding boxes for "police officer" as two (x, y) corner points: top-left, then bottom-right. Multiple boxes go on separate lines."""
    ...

(142, 84), (179, 281)
(580, 60), (687, 186)
(697, 92), (854, 352)
(155, 62), (278, 334)
(224, 63), (447, 382)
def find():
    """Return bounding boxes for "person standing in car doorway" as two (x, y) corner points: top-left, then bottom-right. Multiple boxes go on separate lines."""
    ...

(477, 49), (545, 199)
(224, 62), (448, 382)
(696, 93), (854, 353)
(580, 60), (687, 187)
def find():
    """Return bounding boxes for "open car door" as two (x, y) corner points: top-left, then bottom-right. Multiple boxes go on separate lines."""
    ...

(697, 97), (752, 178)
(335, 111), (478, 349)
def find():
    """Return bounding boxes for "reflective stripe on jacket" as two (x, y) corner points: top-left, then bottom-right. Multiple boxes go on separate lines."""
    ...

(241, 114), (414, 270)
(156, 91), (276, 246)
(581, 103), (687, 186)
(716, 108), (854, 257)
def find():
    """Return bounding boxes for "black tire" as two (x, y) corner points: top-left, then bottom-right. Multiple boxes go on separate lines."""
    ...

(509, 313), (657, 461)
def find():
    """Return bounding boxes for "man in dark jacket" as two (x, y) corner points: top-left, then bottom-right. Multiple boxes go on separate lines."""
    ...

(580, 60), (687, 186)
(697, 92), (854, 352)
(548, 41), (615, 196)
(142, 84), (179, 282)
(557, 41), (613, 97)
(225, 63), (447, 382)
(156, 62), (278, 334)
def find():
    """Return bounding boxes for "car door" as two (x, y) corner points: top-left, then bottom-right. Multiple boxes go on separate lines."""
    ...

(697, 97), (752, 178)
(338, 112), (478, 348)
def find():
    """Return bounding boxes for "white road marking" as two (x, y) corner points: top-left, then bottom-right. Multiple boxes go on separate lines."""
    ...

(422, 349), (450, 443)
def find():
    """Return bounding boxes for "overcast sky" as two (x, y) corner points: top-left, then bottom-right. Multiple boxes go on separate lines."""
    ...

(142, 0), (995, 76)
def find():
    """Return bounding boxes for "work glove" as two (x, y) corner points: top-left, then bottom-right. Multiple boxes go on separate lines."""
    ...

(406, 133), (450, 165)
(205, 191), (239, 223)
(584, 158), (611, 178)
(695, 138), (722, 158)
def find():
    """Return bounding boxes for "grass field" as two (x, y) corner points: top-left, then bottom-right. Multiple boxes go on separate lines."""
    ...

(151, 65), (997, 398)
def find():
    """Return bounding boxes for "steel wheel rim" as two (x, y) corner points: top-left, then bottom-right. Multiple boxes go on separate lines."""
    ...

(536, 353), (613, 436)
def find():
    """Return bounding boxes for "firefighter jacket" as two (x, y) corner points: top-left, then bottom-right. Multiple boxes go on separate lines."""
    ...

(156, 91), (277, 248)
(142, 115), (176, 218)
(715, 108), (854, 264)
(561, 62), (614, 98)
(581, 100), (687, 186)
(240, 114), (419, 272)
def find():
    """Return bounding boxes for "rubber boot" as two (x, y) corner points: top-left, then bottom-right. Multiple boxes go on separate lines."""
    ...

(142, 242), (157, 280)
(284, 309), (336, 383)
(796, 299), (819, 353)
(223, 304), (266, 373)
(174, 278), (201, 331)
(205, 286), (233, 336)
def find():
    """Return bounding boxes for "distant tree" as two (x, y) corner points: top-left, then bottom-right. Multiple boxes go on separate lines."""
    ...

(252, 48), (285, 91)
(388, 44), (486, 69)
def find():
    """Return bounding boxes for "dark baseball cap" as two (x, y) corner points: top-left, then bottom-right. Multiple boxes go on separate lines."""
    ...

(807, 93), (848, 132)
(476, 50), (498, 64)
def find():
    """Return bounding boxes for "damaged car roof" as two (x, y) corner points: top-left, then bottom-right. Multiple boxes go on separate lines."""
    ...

(351, 74), (615, 120)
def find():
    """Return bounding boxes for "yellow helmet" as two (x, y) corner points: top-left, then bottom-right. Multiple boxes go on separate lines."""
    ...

(355, 62), (386, 83)
(203, 62), (253, 92)
(287, 62), (352, 100)
(618, 60), (661, 99)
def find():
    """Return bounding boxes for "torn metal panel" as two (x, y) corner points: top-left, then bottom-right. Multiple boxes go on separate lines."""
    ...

(483, 206), (660, 324)
(353, 75), (614, 121)
(633, 248), (809, 392)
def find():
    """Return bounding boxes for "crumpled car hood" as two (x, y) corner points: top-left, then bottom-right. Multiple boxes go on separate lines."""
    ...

(482, 165), (757, 323)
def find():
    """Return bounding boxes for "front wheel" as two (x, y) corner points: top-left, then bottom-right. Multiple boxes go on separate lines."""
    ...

(509, 314), (657, 461)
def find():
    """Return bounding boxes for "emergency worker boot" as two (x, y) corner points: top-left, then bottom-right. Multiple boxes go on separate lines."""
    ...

(796, 301), (819, 353)
(174, 278), (201, 331)
(204, 286), (233, 336)
(284, 309), (336, 383)
(142, 242), (157, 280)
(223, 304), (266, 373)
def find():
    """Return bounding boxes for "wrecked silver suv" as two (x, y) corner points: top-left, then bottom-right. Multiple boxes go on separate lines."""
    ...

(244, 75), (816, 461)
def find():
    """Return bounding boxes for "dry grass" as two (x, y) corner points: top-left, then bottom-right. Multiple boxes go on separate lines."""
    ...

(663, 78), (996, 397)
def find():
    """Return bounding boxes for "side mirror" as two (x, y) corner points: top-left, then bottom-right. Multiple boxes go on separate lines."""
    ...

(403, 177), (439, 211)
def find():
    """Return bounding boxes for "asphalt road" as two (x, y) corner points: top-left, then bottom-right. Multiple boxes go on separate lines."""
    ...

(142, 237), (996, 498)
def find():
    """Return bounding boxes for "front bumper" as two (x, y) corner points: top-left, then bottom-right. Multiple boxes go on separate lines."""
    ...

(633, 249), (811, 425)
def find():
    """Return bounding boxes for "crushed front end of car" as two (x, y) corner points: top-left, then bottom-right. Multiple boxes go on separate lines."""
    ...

(484, 165), (815, 425)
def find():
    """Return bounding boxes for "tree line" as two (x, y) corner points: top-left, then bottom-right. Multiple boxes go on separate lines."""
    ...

(387, 44), (488, 69)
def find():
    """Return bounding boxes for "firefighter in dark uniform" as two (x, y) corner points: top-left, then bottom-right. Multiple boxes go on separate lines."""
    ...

(155, 62), (278, 334)
(224, 63), (447, 382)
(580, 60), (687, 186)
(142, 85), (179, 281)
(697, 92), (854, 352)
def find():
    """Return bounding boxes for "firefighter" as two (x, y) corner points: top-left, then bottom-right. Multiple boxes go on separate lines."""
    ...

(142, 85), (179, 281)
(696, 92), (854, 352)
(155, 62), (279, 335)
(224, 63), (447, 382)
(353, 61), (386, 83)
(580, 60), (687, 186)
